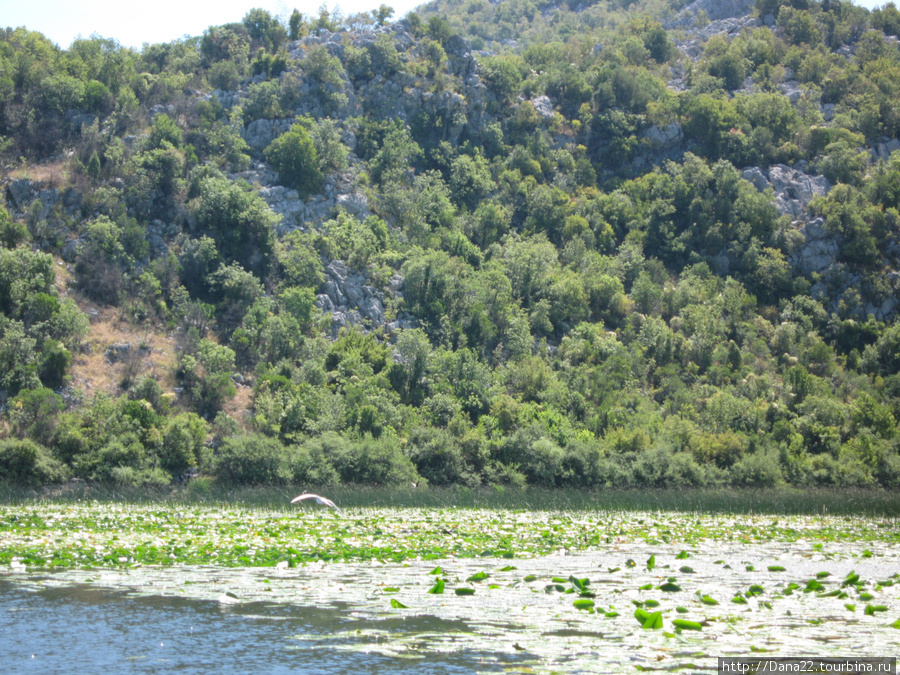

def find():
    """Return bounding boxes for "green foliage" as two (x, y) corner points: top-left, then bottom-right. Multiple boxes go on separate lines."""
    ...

(214, 433), (293, 485)
(264, 123), (323, 198)
(179, 338), (237, 417)
(0, 438), (68, 485)
(189, 175), (278, 277)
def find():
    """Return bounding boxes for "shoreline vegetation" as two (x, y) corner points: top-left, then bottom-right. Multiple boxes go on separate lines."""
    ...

(3, 482), (900, 516)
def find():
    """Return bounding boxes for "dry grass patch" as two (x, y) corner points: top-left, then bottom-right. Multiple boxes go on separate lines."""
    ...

(9, 160), (70, 188)
(222, 382), (254, 431)
(64, 287), (179, 399)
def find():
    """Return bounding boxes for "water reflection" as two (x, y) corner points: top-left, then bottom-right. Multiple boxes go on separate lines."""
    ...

(0, 580), (522, 674)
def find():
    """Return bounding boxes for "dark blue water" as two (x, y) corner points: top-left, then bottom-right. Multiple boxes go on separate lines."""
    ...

(0, 580), (524, 674)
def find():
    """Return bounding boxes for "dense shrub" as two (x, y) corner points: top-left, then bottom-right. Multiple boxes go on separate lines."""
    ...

(330, 434), (422, 486)
(214, 433), (294, 485)
(0, 439), (69, 485)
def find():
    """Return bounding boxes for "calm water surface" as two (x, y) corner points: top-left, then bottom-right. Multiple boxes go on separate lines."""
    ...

(0, 579), (517, 674)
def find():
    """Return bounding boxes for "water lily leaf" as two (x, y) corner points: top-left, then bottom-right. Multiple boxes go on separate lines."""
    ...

(732, 595), (748, 604)
(700, 594), (719, 605)
(605, 610), (619, 618)
(467, 571), (489, 582)
(859, 592), (874, 601)
(569, 576), (590, 592)
(659, 582), (681, 592)
(545, 584), (566, 593)
(675, 551), (689, 559)
(607, 567), (621, 574)
(865, 604), (887, 616)
(574, 598), (595, 611)
(862, 550), (873, 558)
(455, 587), (475, 596)
(427, 578), (445, 594)
(672, 619), (702, 631)
(805, 580), (825, 592)
(645, 599), (660, 608)
(889, 617), (900, 629)
(843, 571), (860, 587)
(767, 565), (786, 572)
(642, 611), (663, 630)
(500, 565), (517, 572)
(639, 583), (653, 591)
(680, 566), (694, 574)
(390, 598), (408, 608)
(429, 566), (443, 575)
(845, 604), (856, 612)
(523, 575), (537, 582)
(816, 571), (831, 579)
(382, 587), (400, 593)
(748, 585), (764, 596)
(635, 608), (650, 624)
(647, 555), (656, 570)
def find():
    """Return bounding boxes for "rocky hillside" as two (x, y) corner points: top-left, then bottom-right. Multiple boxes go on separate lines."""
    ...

(2, 0), (900, 490)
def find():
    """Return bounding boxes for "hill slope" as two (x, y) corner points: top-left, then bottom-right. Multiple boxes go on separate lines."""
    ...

(2, 0), (900, 490)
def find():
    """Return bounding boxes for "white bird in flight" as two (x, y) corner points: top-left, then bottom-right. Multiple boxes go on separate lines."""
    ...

(290, 492), (342, 514)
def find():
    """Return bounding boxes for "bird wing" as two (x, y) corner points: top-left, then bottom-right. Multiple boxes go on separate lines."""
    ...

(291, 493), (342, 513)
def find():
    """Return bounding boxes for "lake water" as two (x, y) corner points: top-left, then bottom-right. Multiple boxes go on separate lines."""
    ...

(0, 579), (524, 674)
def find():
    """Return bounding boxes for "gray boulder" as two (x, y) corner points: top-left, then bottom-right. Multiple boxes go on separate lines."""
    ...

(242, 118), (293, 152)
(767, 165), (830, 218)
(6, 179), (34, 210)
(315, 259), (388, 332)
(790, 217), (840, 275)
(531, 96), (555, 119)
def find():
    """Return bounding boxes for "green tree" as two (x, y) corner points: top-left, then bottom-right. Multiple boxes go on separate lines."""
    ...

(190, 175), (279, 277)
(264, 123), (323, 197)
(289, 10), (306, 40)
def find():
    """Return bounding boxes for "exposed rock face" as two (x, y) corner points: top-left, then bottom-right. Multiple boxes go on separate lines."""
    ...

(242, 118), (293, 152)
(740, 164), (843, 286)
(669, 0), (757, 26)
(255, 171), (371, 234)
(789, 217), (839, 275)
(669, 0), (759, 62)
(5, 179), (82, 218)
(6, 179), (36, 210)
(741, 164), (830, 219)
(315, 260), (387, 333)
(531, 96), (555, 119)
(767, 165), (831, 219)
(872, 137), (900, 162)
(643, 124), (683, 150)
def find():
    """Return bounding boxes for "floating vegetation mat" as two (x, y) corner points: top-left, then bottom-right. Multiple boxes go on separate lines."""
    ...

(2, 504), (900, 672)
